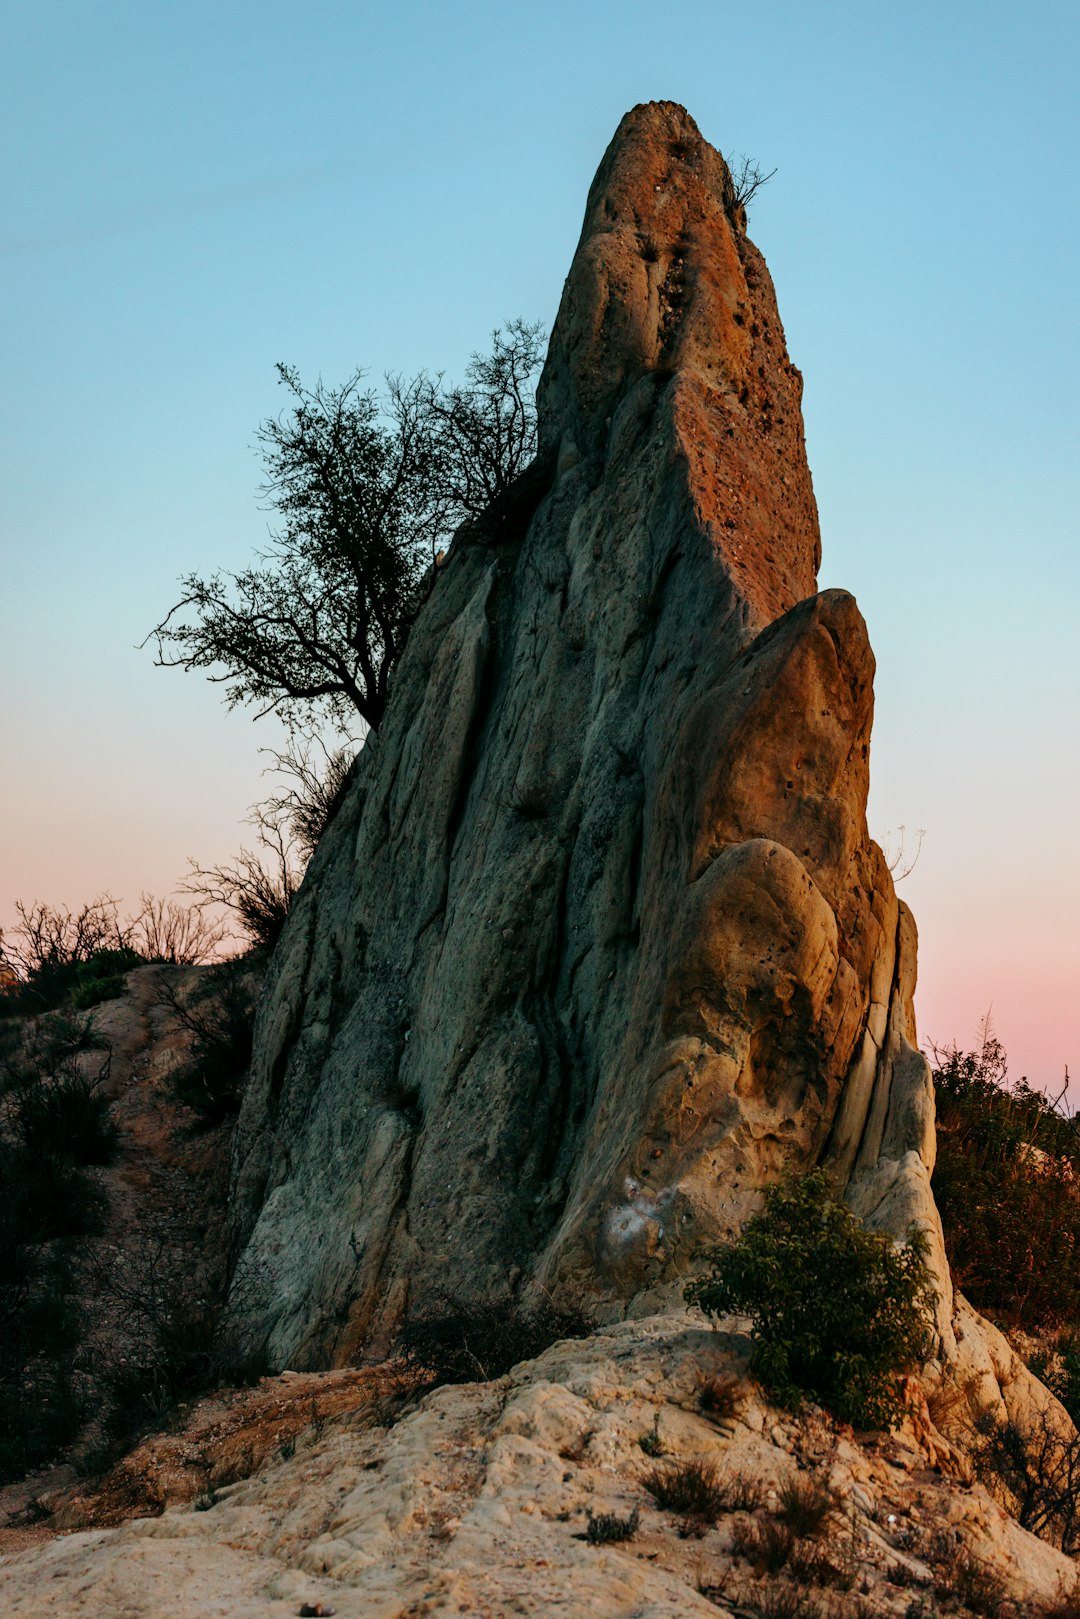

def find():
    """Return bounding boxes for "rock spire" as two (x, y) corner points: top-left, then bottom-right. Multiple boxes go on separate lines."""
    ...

(227, 102), (944, 1368)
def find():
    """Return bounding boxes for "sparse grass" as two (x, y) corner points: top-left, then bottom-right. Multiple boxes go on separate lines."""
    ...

(731, 1580), (830, 1619)
(718, 1473), (765, 1514)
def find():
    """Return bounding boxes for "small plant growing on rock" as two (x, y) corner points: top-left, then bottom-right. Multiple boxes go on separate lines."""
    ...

(697, 1370), (740, 1420)
(641, 1457), (726, 1525)
(638, 1411), (664, 1456)
(399, 1293), (593, 1385)
(686, 1170), (934, 1431)
(582, 1505), (640, 1545)
(777, 1473), (832, 1538)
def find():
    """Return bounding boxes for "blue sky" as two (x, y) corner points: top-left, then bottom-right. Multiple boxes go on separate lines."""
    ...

(1, 0), (1077, 1081)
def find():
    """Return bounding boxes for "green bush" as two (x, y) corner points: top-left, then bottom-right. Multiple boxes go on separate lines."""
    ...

(931, 1032), (1080, 1329)
(70, 947), (142, 1009)
(685, 1170), (933, 1431)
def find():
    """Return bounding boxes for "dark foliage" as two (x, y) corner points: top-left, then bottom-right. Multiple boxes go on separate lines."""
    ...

(399, 1293), (593, 1386)
(0, 898), (129, 1014)
(158, 961), (256, 1128)
(777, 1474), (832, 1538)
(0, 1016), (117, 1482)
(686, 1170), (933, 1431)
(148, 322), (544, 737)
(582, 1505), (640, 1545)
(931, 1029), (1080, 1328)
(95, 1234), (268, 1449)
(1030, 1335), (1080, 1427)
(70, 946), (143, 1010)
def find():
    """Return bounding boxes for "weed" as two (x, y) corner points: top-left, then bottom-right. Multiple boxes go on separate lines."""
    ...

(777, 1474), (832, 1538)
(638, 1412), (664, 1457)
(641, 1458), (725, 1523)
(583, 1505), (640, 1545)
(193, 1487), (219, 1511)
(279, 1434), (297, 1462)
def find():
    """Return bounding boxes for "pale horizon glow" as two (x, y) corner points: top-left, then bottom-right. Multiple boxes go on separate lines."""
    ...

(1, 1), (1077, 1089)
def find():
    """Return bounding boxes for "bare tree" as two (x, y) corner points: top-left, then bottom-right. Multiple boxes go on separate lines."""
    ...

(127, 895), (230, 965)
(725, 154), (777, 211)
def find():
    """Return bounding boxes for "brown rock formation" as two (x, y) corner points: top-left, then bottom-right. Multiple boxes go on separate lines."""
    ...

(226, 102), (942, 1368)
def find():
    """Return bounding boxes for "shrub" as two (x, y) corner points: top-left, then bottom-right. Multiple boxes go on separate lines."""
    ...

(777, 1474), (832, 1538)
(686, 1170), (933, 1431)
(399, 1294), (593, 1385)
(641, 1458), (726, 1522)
(0, 898), (128, 1013)
(583, 1505), (639, 1545)
(1029, 1334), (1080, 1426)
(974, 1407), (1080, 1554)
(931, 1029), (1080, 1329)
(95, 1234), (268, 1445)
(70, 946), (143, 1009)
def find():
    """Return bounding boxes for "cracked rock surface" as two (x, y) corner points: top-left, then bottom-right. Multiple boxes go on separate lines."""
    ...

(2, 1318), (1073, 1617)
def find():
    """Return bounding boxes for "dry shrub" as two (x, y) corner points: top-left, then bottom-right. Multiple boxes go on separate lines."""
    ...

(399, 1293), (593, 1386)
(778, 1473), (832, 1538)
(642, 1458), (726, 1523)
(929, 1534), (1008, 1617)
(697, 1370), (741, 1420)
(974, 1406), (1080, 1552)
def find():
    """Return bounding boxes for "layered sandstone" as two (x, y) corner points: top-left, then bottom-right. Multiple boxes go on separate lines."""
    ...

(225, 102), (942, 1368)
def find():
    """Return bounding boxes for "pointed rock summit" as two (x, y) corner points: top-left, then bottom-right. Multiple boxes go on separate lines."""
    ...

(227, 103), (944, 1368)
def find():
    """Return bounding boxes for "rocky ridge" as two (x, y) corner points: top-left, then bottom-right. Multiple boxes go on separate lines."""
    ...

(2, 1317), (1075, 1617)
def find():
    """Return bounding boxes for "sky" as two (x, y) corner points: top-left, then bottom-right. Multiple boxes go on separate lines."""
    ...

(1, 0), (1077, 1087)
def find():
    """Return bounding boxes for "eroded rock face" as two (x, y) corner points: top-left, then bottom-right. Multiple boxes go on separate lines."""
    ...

(226, 102), (941, 1368)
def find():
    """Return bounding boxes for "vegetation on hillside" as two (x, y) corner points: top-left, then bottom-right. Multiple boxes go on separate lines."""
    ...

(0, 1015), (118, 1481)
(930, 1024), (1080, 1335)
(686, 1170), (933, 1431)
